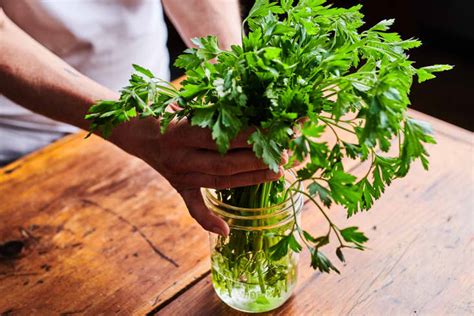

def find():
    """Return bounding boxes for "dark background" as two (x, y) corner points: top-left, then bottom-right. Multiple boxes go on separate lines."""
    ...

(165, 1), (473, 131)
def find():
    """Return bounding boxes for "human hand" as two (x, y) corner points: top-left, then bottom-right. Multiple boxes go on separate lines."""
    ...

(109, 117), (286, 236)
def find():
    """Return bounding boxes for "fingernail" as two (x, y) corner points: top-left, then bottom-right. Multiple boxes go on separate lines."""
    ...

(211, 226), (226, 237)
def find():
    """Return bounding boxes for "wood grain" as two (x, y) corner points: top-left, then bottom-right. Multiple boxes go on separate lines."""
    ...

(0, 101), (471, 315)
(0, 73), (365, 315)
(0, 132), (211, 315)
(157, 113), (474, 316)
(0, 130), (356, 315)
(0, 77), (210, 315)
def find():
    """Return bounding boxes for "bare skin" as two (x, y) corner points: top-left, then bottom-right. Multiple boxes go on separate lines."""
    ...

(0, 2), (284, 237)
(162, 0), (242, 50)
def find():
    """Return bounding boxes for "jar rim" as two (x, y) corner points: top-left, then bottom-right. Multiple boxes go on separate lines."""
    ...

(202, 169), (302, 212)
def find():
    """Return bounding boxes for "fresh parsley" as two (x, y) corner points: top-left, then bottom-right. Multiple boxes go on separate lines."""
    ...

(86, 0), (452, 277)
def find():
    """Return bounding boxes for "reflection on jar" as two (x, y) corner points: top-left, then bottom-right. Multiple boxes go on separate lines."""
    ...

(203, 172), (303, 313)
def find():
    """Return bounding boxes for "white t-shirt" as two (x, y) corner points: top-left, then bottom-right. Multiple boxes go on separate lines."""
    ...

(0, 0), (169, 163)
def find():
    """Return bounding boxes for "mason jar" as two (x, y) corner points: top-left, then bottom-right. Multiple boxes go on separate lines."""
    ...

(202, 174), (303, 313)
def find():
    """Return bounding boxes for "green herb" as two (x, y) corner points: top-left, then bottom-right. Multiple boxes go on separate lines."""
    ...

(86, 0), (451, 305)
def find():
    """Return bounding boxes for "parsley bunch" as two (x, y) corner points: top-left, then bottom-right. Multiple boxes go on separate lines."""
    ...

(86, 0), (451, 275)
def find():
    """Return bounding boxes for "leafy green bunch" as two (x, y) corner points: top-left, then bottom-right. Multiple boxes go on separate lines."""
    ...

(86, 0), (451, 274)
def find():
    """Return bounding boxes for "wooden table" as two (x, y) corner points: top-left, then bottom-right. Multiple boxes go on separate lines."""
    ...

(0, 105), (472, 315)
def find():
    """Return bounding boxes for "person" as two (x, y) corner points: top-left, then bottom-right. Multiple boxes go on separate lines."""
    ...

(0, 1), (285, 237)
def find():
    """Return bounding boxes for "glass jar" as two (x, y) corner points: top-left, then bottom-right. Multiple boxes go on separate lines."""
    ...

(203, 174), (303, 313)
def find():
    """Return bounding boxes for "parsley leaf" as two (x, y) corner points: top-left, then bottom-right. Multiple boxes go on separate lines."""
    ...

(85, 0), (452, 277)
(249, 129), (282, 173)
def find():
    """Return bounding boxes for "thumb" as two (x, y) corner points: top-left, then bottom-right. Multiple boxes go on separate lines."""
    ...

(179, 189), (230, 237)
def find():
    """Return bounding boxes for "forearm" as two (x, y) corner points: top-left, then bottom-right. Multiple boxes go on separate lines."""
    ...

(162, 0), (242, 50)
(0, 10), (117, 131)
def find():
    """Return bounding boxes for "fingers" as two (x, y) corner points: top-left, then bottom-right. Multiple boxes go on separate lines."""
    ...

(174, 120), (253, 150)
(180, 189), (229, 236)
(174, 167), (284, 190)
(176, 149), (268, 176)
(228, 127), (256, 149)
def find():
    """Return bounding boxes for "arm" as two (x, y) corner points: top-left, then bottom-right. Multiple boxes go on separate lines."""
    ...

(0, 9), (117, 130)
(0, 9), (282, 236)
(162, 0), (242, 49)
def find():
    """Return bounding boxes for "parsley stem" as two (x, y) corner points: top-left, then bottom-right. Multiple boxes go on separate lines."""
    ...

(292, 189), (346, 248)
(397, 130), (402, 154)
(319, 117), (356, 134)
(310, 177), (329, 183)
(322, 91), (339, 99)
(85, 0), (450, 284)
(361, 151), (376, 180)
(319, 115), (358, 124)
(289, 190), (311, 249)
(323, 120), (341, 143)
